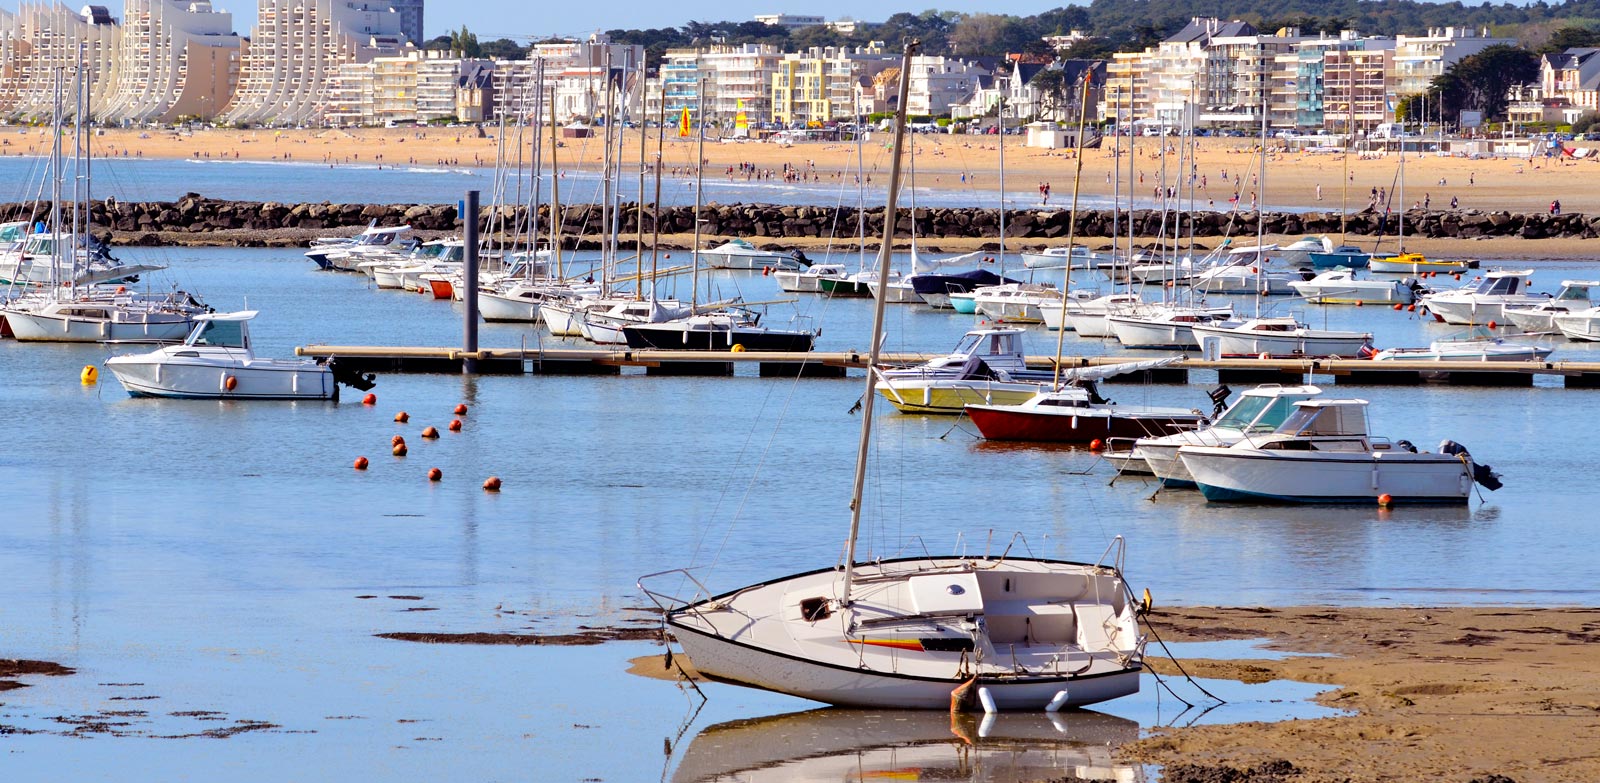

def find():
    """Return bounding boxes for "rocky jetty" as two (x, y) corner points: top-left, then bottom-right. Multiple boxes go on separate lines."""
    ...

(1, 194), (1594, 247)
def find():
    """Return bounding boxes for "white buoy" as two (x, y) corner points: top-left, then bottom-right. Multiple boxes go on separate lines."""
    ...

(977, 686), (998, 714)
(1045, 689), (1071, 712)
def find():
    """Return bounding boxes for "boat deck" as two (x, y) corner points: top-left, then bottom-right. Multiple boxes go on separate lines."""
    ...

(294, 345), (1600, 388)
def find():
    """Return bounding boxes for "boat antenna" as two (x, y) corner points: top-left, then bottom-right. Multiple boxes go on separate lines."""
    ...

(841, 39), (917, 609)
(1051, 69), (1094, 389)
(691, 73), (705, 309)
(548, 79), (563, 280)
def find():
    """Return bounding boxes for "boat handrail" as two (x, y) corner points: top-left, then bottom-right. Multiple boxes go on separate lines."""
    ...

(636, 568), (720, 613)
(1094, 535), (1127, 573)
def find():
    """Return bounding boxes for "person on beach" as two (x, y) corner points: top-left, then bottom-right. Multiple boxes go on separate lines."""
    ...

(1551, 199), (1561, 216)
(1316, 183), (1322, 201)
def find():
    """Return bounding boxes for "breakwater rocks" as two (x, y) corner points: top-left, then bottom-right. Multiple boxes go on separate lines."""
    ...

(2, 194), (1595, 246)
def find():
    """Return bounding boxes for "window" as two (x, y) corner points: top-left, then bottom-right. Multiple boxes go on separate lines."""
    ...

(194, 320), (247, 348)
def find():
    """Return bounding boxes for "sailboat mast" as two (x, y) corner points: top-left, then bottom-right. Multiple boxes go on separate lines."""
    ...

(996, 96), (1006, 274)
(1110, 75), (1121, 270)
(1397, 98), (1406, 253)
(856, 94), (867, 267)
(71, 57), (84, 290)
(548, 83), (563, 280)
(49, 68), (62, 289)
(1126, 68), (1135, 288)
(634, 50), (647, 299)
(527, 62), (545, 280)
(1341, 58), (1351, 246)
(1257, 44), (1267, 317)
(649, 86), (665, 301)
(841, 41), (917, 609)
(1051, 70), (1094, 389)
(691, 73), (705, 308)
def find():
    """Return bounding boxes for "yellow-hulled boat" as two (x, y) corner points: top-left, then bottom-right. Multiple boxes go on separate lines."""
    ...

(1368, 252), (1470, 275)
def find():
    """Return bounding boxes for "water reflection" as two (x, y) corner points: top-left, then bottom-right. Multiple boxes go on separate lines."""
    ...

(671, 708), (1143, 783)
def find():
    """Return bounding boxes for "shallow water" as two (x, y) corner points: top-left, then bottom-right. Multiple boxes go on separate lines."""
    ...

(2, 249), (1596, 779)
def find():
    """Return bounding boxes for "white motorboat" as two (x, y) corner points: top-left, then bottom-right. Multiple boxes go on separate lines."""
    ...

(2, 288), (207, 344)
(971, 283), (1061, 323)
(579, 298), (692, 345)
(1289, 267), (1416, 305)
(306, 224), (413, 271)
(1420, 270), (1547, 325)
(1503, 280), (1600, 332)
(864, 276), (925, 303)
(1554, 307), (1600, 341)
(1039, 292), (1143, 332)
(477, 281), (602, 323)
(874, 327), (1060, 414)
(104, 311), (371, 400)
(639, 64), (1145, 712)
(1278, 236), (1331, 268)
(1190, 317), (1372, 358)
(1135, 384), (1322, 487)
(1306, 244), (1372, 270)
(699, 238), (806, 271)
(1020, 245), (1099, 270)
(773, 263), (848, 293)
(1107, 305), (1232, 349)
(1178, 398), (1502, 503)
(1187, 246), (1300, 295)
(1370, 338), (1554, 363)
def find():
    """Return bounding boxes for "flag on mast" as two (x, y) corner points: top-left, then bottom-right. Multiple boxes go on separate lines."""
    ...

(678, 106), (692, 137)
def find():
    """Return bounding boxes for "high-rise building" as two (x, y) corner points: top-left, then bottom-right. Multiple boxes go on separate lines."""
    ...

(221, 0), (413, 126)
(102, 0), (239, 124)
(387, 0), (423, 48)
(0, 2), (120, 119)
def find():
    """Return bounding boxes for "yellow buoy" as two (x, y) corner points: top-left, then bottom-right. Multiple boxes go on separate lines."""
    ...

(80, 365), (98, 384)
(730, 344), (746, 353)
(1141, 588), (1153, 614)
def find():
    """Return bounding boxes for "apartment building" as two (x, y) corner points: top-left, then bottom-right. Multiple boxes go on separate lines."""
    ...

(0, 2), (120, 119)
(702, 44), (784, 123)
(101, 0), (239, 124)
(1509, 47), (1600, 125)
(770, 45), (895, 125)
(752, 14), (823, 29)
(905, 55), (987, 117)
(1321, 42), (1395, 133)
(221, 0), (413, 126)
(1393, 27), (1511, 98)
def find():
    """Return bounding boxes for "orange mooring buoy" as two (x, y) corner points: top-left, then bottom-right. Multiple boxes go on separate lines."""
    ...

(391, 434), (405, 446)
(1487, 320), (1498, 330)
(1392, 303), (1404, 311)
(1089, 439), (1104, 451)
(224, 374), (238, 391)
(454, 403), (469, 416)
(1377, 493), (1393, 508)
(392, 443), (408, 457)
(448, 418), (463, 432)
(353, 456), (369, 470)
(427, 467), (442, 481)
(421, 426), (439, 438)
(394, 411), (409, 423)
(362, 393), (377, 405)
(483, 476), (502, 492)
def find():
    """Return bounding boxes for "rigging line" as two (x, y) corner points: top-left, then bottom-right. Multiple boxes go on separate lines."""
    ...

(1136, 607), (1226, 704)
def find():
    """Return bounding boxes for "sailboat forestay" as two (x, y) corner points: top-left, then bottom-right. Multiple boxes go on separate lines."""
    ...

(638, 43), (1146, 712)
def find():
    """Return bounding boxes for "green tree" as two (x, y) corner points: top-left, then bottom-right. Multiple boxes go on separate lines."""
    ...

(1429, 44), (1539, 121)
(450, 26), (482, 58)
(1540, 25), (1600, 52)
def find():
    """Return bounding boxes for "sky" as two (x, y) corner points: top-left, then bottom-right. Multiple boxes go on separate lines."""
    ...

(0, 0), (1064, 40)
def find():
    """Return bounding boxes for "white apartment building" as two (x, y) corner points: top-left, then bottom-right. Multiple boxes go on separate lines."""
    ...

(102, 0), (239, 124)
(0, 3), (120, 119)
(1393, 27), (1512, 98)
(770, 45), (895, 125)
(701, 44), (784, 124)
(905, 55), (987, 117)
(221, 0), (413, 126)
(753, 14), (823, 29)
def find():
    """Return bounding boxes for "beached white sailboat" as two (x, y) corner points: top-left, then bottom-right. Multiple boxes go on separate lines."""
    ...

(639, 50), (1145, 711)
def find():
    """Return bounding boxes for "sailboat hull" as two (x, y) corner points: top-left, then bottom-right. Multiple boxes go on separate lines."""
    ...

(875, 380), (1043, 415)
(622, 325), (814, 352)
(2, 308), (195, 343)
(1180, 447), (1472, 503)
(477, 291), (543, 323)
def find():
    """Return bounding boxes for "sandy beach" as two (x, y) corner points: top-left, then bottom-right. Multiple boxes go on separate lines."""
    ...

(10, 126), (1597, 216)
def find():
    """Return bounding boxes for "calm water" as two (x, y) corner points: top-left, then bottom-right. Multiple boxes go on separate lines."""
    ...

(2, 249), (1597, 779)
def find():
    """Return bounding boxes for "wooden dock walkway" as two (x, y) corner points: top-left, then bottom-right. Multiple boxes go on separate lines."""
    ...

(295, 344), (1600, 388)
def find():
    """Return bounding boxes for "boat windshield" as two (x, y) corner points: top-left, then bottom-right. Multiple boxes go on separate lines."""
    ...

(190, 319), (247, 348)
(1215, 395), (1303, 433)
(1275, 405), (1365, 437)
(1473, 276), (1521, 296)
(1558, 285), (1590, 301)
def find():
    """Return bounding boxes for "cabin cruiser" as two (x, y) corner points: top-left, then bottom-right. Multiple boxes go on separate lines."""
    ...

(1134, 384), (1322, 487)
(1019, 244), (1101, 270)
(104, 311), (373, 400)
(699, 238), (807, 271)
(911, 268), (1018, 309)
(1040, 292), (1143, 332)
(773, 263), (848, 294)
(874, 327), (1059, 414)
(305, 225), (413, 272)
(1277, 236), (1332, 268)
(1187, 246), (1301, 295)
(970, 283), (1062, 323)
(964, 371), (1204, 444)
(1503, 280), (1599, 332)
(1554, 307), (1600, 341)
(1190, 316), (1372, 358)
(1306, 244), (1371, 270)
(1420, 270), (1547, 325)
(1178, 399), (1502, 503)
(1290, 267), (1417, 305)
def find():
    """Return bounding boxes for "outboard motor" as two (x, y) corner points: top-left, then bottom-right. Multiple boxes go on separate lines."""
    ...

(1439, 440), (1503, 491)
(1207, 384), (1232, 417)
(792, 249), (813, 268)
(327, 358), (378, 392)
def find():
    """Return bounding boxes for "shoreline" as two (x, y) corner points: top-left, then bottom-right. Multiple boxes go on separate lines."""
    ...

(1127, 605), (1600, 782)
(6, 126), (1598, 214)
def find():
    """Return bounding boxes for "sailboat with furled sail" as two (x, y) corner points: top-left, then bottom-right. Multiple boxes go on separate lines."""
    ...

(638, 43), (1146, 711)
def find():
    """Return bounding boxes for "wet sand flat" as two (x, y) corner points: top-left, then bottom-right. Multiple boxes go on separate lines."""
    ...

(1129, 605), (1600, 783)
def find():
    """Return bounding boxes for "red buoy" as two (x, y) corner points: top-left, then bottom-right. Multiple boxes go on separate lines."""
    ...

(1392, 303), (1404, 311)
(427, 467), (442, 481)
(1487, 320), (1498, 329)
(392, 443), (408, 457)
(394, 411), (409, 423)
(353, 456), (369, 470)
(1089, 439), (1105, 451)
(224, 375), (238, 391)
(391, 434), (406, 446)
(482, 476), (502, 492)
(448, 418), (463, 432)
(1377, 493), (1393, 508)
(362, 393), (377, 405)
(454, 403), (468, 416)
(421, 426), (439, 439)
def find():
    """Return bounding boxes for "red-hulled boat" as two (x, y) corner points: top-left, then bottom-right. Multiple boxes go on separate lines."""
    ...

(965, 384), (1207, 444)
